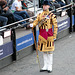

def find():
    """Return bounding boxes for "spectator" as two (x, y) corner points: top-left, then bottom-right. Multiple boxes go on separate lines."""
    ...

(21, 0), (34, 17)
(64, 0), (71, 5)
(53, 0), (66, 16)
(47, 0), (61, 16)
(52, 0), (61, 8)
(3, 0), (14, 13)
(13, 13), (26, 24)
(6, 0), (14, 8)
(56, 0), (65, 7)
(11, 0), (30, 26)
(21, 0), (28, 9)
(64, 0), (71, 17)
(49, 0), (61, 10)
(6, 0), (26, 24)
(0, 0), (8, 26)
(0, 0), (16, 24)
(11, 0), (30, 19)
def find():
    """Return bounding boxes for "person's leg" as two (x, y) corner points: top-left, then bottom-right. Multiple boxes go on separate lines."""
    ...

(0, 16), (8, 26)
(40, 51), (53, 73)
(1, 13), (16, 24)
(40, 52), (48, 72)
(14, 11), (30, 19)
(13, 14), (26, 24)
(58, 1), (65, 7)
(21, 11), (30, 18)
(47, 51), (53, 73)
(26, 10), (34, 17)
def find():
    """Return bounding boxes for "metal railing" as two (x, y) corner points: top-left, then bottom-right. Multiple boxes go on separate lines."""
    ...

(0, 3), (74, 31)
(0, 2), (74, 61)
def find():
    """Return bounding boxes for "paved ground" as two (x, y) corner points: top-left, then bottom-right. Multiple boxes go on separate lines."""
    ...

(0, 32), (75, 75)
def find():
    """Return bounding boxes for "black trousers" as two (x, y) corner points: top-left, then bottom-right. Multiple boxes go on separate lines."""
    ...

(1, 13), (16, 24)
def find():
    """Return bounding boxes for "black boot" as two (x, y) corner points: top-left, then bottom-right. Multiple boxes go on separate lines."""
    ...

(47, 70), (52, 73)
(40, 69), (47, 72)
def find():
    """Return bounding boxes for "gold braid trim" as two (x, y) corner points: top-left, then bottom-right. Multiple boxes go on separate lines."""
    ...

(39, 35), (47, 43)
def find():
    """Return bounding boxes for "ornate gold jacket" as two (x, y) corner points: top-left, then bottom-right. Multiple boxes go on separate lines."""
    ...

(32, 10), (58, 52)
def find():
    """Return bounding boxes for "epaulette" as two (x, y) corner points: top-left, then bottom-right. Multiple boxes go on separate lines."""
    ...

(51, 13), (56, 18)
(50, 13), (54, 17)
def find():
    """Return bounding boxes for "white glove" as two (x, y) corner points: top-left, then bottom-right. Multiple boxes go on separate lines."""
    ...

(54, 39), (56, 41)
(30, 23), (33, 27)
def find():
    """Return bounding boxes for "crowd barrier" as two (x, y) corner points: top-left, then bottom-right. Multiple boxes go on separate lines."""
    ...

(0, 42), (13, 60)
(16, 33), (34, 51)
(0, 3), (75, 69)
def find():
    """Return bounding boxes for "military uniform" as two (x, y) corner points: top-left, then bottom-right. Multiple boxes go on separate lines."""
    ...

(33, 9), (58, 52)
(30, 0), (58, 73)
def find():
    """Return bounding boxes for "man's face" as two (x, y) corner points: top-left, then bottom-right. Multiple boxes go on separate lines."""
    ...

(53, 0), (55, 2)
(43, 5), (50, 11)
(18, 0), (23, 1)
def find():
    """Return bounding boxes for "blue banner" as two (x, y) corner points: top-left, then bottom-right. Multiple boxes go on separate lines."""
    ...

(58, 17), (70, 32)
(0, 41), (13, 60)
(16, 33), (34, 51)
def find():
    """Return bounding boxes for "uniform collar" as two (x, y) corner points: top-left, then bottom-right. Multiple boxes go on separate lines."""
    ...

(43, 9), (49, 15)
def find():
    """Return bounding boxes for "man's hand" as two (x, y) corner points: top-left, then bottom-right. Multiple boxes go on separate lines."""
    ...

(17, 8), (23, 11)
(54, 39), (56, 41)
(26, 23), (33, 29)
(3, 7), (9, 11)
(30, 23), (33, 27)
(27, 25), (30, 28)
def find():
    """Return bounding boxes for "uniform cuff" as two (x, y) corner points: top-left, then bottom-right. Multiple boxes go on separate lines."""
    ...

(30, 24), (33, 27)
